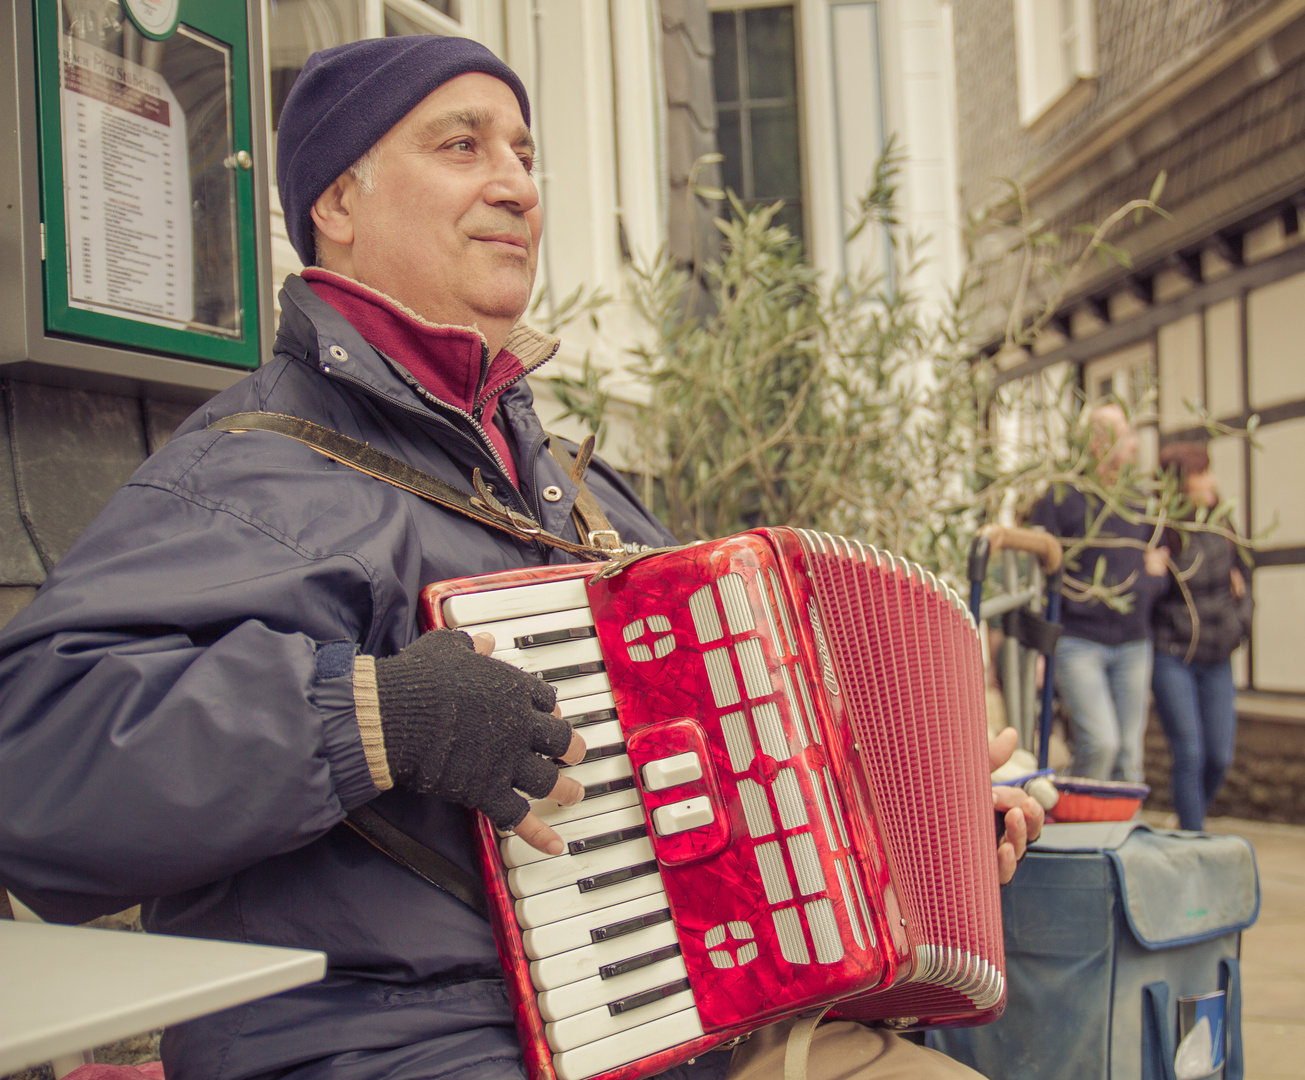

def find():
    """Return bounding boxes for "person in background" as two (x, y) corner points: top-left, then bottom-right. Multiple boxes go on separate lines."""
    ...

(1029, 403), (1168, 782)
(1150, 442), (1252, 831)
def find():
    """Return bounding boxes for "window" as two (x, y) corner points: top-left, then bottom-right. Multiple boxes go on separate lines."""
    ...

(267, 0), (461, 136)
(711, 4), (804, 246)
(1013, 0), (1097, 127)
(265, 0), (465, 282)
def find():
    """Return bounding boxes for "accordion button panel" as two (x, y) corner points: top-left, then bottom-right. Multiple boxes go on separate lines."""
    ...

(651, 796), (714, 837)
(641, 751), (703, 791)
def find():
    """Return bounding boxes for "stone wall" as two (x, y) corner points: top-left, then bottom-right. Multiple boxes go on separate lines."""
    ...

(1143, 709), (1305, 824)
(952, 0), (1272, 215)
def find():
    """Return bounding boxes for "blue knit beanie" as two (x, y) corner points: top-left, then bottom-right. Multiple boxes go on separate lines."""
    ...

(276, 36), (531, 266)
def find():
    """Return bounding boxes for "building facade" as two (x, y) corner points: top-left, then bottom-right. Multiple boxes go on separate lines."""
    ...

(1, 0), (963, 616)
(953, 0), (1305, 819)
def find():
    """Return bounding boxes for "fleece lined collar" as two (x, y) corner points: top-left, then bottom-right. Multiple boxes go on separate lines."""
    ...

(301, 268), (558, 376)
(299, 269), (559, 487)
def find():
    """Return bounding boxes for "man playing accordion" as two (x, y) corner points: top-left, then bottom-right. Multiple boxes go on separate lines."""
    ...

(0, 36), (1039, 1080)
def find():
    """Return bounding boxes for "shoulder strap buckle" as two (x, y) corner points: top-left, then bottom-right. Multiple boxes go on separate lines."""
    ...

(472, 469), (542, 537)
(586, 529), (624, 554)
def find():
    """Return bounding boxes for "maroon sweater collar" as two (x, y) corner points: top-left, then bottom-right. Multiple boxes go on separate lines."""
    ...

(302, 268), (526, 485)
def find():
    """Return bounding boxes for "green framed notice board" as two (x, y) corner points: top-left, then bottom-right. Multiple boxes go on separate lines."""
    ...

(32, 0), (261, 370)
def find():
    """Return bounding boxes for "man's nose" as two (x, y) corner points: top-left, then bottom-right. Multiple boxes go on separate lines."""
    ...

(485, 150), (540, 213)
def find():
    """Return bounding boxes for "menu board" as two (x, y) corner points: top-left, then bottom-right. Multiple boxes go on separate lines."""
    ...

(59, 36), (195, 328)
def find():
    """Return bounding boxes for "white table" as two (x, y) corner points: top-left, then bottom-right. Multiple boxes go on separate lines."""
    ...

(0, 920), (326, 1076)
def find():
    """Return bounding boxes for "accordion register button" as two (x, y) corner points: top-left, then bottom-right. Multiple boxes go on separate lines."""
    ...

(652, 796), (714, 836)
(641, 751), (703, 792)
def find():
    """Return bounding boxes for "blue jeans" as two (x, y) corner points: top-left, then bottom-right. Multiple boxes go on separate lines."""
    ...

(1054, 637), (1153, 782)
(1151, 652), (1237, 830)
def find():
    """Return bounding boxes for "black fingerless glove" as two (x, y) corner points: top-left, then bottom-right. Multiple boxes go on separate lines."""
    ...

(371, 629), (573, 828)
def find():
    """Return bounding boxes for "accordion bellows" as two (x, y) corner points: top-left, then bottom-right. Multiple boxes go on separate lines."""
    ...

(419, 528), (1003, 1080)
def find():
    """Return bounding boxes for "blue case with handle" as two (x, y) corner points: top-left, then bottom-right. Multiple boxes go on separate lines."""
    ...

(929, 822), (1259, 1080)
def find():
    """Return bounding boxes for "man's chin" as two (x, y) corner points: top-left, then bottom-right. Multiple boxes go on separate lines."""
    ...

(473, 279), (534, 325)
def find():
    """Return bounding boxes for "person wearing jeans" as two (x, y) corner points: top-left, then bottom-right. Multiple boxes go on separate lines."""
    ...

(1030, 405), (1167, 781)
(1053, 637), (1154, 782)
(1150, 442), (1252, 830)
(1151, 653), (1237, 828)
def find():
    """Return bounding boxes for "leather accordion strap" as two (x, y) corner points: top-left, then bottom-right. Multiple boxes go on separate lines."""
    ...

(547, 434), (624, 555)
(343, 804), (489, 918)
(208, 412), (615, 562)
(783, 1006), (834, 1080)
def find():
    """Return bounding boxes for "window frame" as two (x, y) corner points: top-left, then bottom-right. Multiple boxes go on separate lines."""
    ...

(1013, 0), (1097, 129)
(707, 0), (808, 248)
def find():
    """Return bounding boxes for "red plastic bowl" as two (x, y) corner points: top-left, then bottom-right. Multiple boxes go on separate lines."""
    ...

(1047, 777), (1150, 823)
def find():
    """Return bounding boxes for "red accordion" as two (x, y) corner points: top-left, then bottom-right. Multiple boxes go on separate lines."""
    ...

(418, 528), (1003, 1080)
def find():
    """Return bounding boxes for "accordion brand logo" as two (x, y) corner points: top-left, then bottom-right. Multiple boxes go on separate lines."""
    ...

(622, 616), (675, 663)
(705, 920), (758, 969)
(807, 599), (840, 696)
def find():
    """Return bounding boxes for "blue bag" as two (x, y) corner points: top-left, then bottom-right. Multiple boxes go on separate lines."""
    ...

(929, 822), (1259, 1080)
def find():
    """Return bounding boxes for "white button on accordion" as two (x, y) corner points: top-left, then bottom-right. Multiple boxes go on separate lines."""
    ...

(419, 527), (1003, 1080)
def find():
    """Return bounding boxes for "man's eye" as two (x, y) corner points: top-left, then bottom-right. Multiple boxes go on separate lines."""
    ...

(520, 155), (535, 174)
(449, 138), (474, 152)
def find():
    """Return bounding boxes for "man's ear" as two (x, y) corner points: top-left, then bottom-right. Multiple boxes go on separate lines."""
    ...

(311, 174), (357, 249)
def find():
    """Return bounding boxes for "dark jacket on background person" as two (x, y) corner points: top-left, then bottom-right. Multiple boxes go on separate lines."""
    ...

(1152, 528), (1252, 666)
(0, 276), (718, 1080)
(1029, 485), (1164, 643)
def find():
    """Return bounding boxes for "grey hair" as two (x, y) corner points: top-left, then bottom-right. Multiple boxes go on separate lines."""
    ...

(348, 143), (382, 195)
(310, 144), (383, 264)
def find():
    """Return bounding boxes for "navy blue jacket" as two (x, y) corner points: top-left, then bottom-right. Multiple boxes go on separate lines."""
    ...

(1152, 528), (1252, 666)
(1029, 485), (1163, 645)
(0, 278), (727, 1080)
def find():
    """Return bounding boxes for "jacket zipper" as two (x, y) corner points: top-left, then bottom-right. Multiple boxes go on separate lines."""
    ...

(524, 429), (552, 526)
(320, 365), (539, 525)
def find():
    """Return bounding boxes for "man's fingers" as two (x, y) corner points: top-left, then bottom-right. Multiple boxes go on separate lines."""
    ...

(559, 729), (586, 766)
(992, 785), (1045, 885)
(1021, 792), (1045, 845)
(993, 786), (1046, 844)
(997, 842), (1017, 885)
(1002, 804), (1029, 859)
(510, 770), (586, 856)
(513, 811), (565, 857)
(988, 726), (1019, 772)
(549, 772), (585, 807)
(472, 632), (495, 656)
(991, 784), (1027, 813)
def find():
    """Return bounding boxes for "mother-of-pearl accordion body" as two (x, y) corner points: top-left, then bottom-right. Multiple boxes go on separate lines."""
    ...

(418, 528), (1003, 1080)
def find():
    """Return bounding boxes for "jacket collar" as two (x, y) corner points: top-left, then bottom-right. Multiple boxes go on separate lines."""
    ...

(275, 274), (559, 417)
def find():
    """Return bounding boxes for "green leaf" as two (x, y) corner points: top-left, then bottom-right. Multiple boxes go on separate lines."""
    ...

(1149, 170), (1168, 204)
